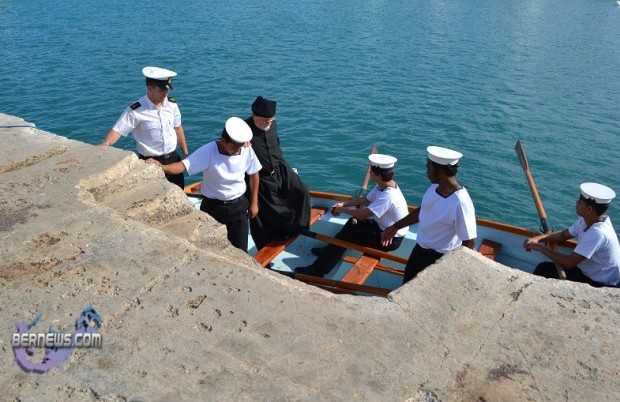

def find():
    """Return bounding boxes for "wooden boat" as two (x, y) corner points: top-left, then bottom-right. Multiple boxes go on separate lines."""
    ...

(184, 182), (576, 296)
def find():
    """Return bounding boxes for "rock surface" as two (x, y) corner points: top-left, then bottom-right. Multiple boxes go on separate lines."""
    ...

(1, 113), (618, 401)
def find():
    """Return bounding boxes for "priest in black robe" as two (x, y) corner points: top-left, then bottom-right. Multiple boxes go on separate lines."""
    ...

(245, 96), (311, 250)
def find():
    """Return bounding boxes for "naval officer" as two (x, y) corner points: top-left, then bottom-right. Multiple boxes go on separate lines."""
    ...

(99, 66), (189, 188)
(382, 146), (478, 284)
(524, 182), (620, 287)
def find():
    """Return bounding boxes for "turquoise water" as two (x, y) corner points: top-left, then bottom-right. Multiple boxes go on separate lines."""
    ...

(2, 0), (619, 234)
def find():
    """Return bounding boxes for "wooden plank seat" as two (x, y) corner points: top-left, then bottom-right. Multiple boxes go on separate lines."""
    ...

(295, 274), (391, 297)
(478, 239), (502, 261)
(343, 256), (404, 276)
(340, 254), (380, 284)
(253, 207), (327, 267)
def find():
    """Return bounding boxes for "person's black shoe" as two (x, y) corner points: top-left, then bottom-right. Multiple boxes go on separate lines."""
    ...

(295, 265), (325, 278)
(310, 247), (325, 256)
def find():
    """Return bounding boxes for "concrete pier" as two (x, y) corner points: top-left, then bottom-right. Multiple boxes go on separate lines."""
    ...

(1, 113), (618, 401)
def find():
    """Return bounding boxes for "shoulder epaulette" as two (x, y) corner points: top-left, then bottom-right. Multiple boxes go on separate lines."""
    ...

(130, 102), (141, 110)
(168, 97), (177, 103)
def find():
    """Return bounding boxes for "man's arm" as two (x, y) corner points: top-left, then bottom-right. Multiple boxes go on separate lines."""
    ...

(98, 129), (122, 147)
(394, 207), (420, 229)
(523, 229), (573, 251)
(462, 238), (476, 249)
(175, 125), (189, 157)
(524, 228), (584, 269)
(146, 159), (186, 175)
(336, 207), (374, 221)
(248, 173), (259, 219)
(381, 207), (420, 246)
(528, 245), (586, 270)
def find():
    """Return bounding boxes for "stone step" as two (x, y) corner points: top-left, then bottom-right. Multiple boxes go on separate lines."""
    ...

(98, 174), (195, 227)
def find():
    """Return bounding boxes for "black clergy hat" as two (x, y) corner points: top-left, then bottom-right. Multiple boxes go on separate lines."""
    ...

(252, 96), (277, 118)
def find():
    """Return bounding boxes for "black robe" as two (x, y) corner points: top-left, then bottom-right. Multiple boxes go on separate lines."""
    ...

(245, 117), (311, 250)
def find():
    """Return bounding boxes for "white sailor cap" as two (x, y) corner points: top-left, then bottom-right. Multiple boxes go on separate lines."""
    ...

(224, 117), (252, 144)
(142, 66), (177, 80)
(369, 154), (397, 169)
(142, 66), (177, 90)
(580, 182), (616, 204)
(427, 146), (462, 166)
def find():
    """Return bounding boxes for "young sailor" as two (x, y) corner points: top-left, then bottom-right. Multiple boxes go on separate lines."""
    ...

(99, 66), (189, 188)
(382, 146), (477, 284)
(147, 117), (261, 252)
(295, 154), (409, 278)
(523, 182), (620, 287)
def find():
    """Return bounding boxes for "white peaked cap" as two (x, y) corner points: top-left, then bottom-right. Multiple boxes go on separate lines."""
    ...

(427, 146), (462, 166)
(368, 154), (397, 169)
(225, 117), (252, 143)
(142, 66), (177, 80)
(580, 182), (616, 204)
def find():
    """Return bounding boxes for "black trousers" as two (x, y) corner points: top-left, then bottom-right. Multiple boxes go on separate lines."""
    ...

(200, 196), (249, 252)
(403, 244), (444, 284)
(532, 262), (614, 288)
(310, 219), (403, 275)
(248, 163), (311, 250)
(139, 151), (184, 189)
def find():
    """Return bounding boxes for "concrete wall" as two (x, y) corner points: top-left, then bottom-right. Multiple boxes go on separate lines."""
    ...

(1, 113), (618, 401)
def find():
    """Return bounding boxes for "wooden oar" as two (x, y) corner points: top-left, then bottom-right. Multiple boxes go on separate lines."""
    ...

(350, 145), (378, 224)
(295, 274), (391, 296)
(515, 140), (566, 279)
(357, 144), (378, 197)
(300, 229), (409, 265)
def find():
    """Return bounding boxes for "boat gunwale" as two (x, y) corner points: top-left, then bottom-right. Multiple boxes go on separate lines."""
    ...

(309, 190), (576, 249)
(185, 182), (576, 250)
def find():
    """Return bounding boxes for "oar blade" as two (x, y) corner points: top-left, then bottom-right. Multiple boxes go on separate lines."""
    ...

(515, 139), (529, 171)
(358, 144), (378, 197)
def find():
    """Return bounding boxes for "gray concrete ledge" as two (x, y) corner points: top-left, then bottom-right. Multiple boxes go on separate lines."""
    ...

(1, 113), (618, 401)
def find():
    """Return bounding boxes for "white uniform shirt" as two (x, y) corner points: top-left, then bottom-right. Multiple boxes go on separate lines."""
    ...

(569, 216), (620, 285)
(112, 94), (181, 156)
(417, 184), (477, 253)
(182, 141), (262, 201)
(366, 184), (409, 237)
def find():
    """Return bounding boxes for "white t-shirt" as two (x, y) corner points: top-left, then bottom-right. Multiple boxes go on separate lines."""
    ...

(366, 184), (409, 237)
(417, 184), (477, 253)
(182, 141), (262, 201)
(112, 94), (181, 157)
(569, 216), (620, 285)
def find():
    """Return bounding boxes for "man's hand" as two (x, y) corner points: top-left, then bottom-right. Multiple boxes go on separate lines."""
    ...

(331, 202), (344, 216)
(381, 225), (397, 247)
(248, 203), (259, 219)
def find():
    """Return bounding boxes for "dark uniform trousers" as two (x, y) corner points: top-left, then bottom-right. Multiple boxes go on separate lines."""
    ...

(200, 196), (249, 252)
(310, 219), (403, 275)
(249, 163), (311, 250)
(403, 244), (444, 284)
(139, 151), (184, 189)
(532, 262), (617, 288)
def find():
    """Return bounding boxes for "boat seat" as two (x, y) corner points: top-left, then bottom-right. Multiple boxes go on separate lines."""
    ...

(343, 256), (404, 276)
(341, 254), (380, 284)
(478, 239), (502, 261)
(253, 207), (327, 267)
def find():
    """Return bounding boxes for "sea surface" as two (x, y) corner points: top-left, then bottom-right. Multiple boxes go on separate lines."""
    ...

(1, 0), (619, 234)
